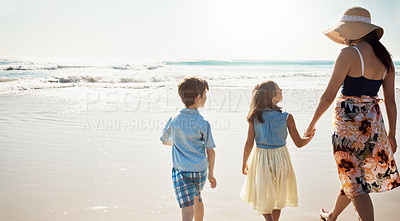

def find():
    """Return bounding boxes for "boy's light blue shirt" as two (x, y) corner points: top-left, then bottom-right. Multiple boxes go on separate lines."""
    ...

(254, 110), (288, 149)
(160, 108), (216, 172)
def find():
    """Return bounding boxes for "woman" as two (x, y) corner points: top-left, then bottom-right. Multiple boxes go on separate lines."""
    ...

(305, 6), (399, 221)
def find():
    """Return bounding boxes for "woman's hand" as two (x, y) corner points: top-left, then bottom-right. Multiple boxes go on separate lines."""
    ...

(389, 134), (397, 154)
(305, 124), (316, 137)
(242, 163), (248, 175)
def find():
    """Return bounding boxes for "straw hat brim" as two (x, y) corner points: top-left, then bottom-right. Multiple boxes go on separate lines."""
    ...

(324, 21), (383, 45)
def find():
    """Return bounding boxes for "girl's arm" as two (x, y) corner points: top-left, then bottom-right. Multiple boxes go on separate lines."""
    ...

(305, 48), (352, 136)
(206, 149), (217, 188)
(287, 114), (315, 148)
(382, 67), (397, 153)
(242, 122), (255, 175)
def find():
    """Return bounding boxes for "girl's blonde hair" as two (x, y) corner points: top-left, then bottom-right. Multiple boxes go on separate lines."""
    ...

(246, 81), (282, 123)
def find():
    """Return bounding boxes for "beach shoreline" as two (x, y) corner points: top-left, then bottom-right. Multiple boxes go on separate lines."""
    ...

(0, 87), (399, 221)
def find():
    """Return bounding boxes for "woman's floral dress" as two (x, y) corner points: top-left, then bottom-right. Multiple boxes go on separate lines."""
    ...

(332, 95), (400, 198)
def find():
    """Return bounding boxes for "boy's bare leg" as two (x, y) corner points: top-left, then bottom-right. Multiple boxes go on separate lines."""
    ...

(352, 193), (374, 221)
(262, 214), (274, 221)
(194, 196), (204, 221)
(272, 209), (281, 221)
(181, 205), (194, 221)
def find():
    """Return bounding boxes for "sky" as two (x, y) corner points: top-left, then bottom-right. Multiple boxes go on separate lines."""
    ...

(1, 0), (399, 61)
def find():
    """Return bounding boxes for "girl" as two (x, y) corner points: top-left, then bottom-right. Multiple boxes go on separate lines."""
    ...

(240, 81), (315, 221)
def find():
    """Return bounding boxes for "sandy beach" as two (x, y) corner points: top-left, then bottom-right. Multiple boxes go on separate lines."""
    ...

(2, 0), (400, 220)
(0, 87), (399, 221)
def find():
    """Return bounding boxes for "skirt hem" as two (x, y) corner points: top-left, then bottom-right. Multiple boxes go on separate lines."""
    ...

(240, 196), (298, 214)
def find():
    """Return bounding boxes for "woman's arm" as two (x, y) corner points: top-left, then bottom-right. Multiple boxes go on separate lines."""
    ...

(287, 114), (315, 148)
(382, 67), (397, 153)
(242, 122), (255, 175)
(305, 48), (352, 135)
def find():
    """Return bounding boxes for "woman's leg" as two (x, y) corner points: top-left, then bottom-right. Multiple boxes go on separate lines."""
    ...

(352, 193), (374, 221)
(323, 190), (351, 221)
(272, 209), (281, 221)
(262, 214), (274, 221)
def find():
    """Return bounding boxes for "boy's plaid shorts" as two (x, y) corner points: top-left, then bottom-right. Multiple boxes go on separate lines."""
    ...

(172, 167), (207, 208)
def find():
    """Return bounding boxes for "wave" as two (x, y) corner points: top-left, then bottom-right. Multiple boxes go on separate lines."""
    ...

(164, 60), (335, 66)
(53, 76), (150, 84)
(111, 64), (162, 70)
(0, 78), (17, 82)
(1, 65), (57, 71)
(1, 58), (398, 71)
(0, 64), (90, 71)
(1, 74), (399, 93)
(0, 77), (165, 94)
(1, 58), (399, 93)
(0, 70), (336, 94)
(166, 60), (400, 66)
(0, 82), (152, 93)
(1, 64), (164, 71)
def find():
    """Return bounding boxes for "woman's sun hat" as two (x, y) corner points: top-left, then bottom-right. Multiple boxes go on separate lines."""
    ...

(324, 6), (383, 44)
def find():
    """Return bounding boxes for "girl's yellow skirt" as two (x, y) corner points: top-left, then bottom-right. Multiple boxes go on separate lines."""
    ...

(240, 145), (298, 214)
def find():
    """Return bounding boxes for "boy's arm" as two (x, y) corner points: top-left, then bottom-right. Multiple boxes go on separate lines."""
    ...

(206, 149), (217, 188)
(242, 122), (255, 175)
(160, 118), (173, 146)
(287, 114), (315, 148)
(204, 121), (217, 188)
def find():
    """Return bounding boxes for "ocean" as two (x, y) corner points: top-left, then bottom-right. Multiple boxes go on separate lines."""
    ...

(2, 58), (398, 93)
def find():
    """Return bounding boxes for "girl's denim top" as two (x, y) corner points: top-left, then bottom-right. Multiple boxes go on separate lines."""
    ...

(253, 110), (288, 149)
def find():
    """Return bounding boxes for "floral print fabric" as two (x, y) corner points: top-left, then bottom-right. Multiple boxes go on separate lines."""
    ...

(332, 95), (400, 199)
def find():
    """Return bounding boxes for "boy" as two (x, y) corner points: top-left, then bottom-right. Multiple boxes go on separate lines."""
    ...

(160, 77), (217, 221)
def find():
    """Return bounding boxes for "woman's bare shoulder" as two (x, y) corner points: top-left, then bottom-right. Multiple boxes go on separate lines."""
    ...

(335, 47), (357, 64)
(339, 47), (357, 57)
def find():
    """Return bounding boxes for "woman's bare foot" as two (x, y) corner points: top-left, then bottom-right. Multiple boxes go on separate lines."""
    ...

(320, 208), (330, 221)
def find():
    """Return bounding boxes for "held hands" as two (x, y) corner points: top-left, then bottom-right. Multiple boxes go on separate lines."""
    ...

(305, 125), (316, 138)
(242, 163), (248, 175)
(304, 127), (316, 139)
(301, 125), (316, 146)
(208, 175), (217, 189)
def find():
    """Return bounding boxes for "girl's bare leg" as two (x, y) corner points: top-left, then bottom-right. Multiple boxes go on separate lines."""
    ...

(262, 214), (274, 221)
(272, 209), (281, 221)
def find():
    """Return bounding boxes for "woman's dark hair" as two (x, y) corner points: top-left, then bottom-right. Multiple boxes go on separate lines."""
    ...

(362, 30), (394, 73)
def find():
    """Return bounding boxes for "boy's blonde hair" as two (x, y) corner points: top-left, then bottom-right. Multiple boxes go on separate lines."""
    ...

(178, 77), (209, 107)
(247, 81), (282, 123)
